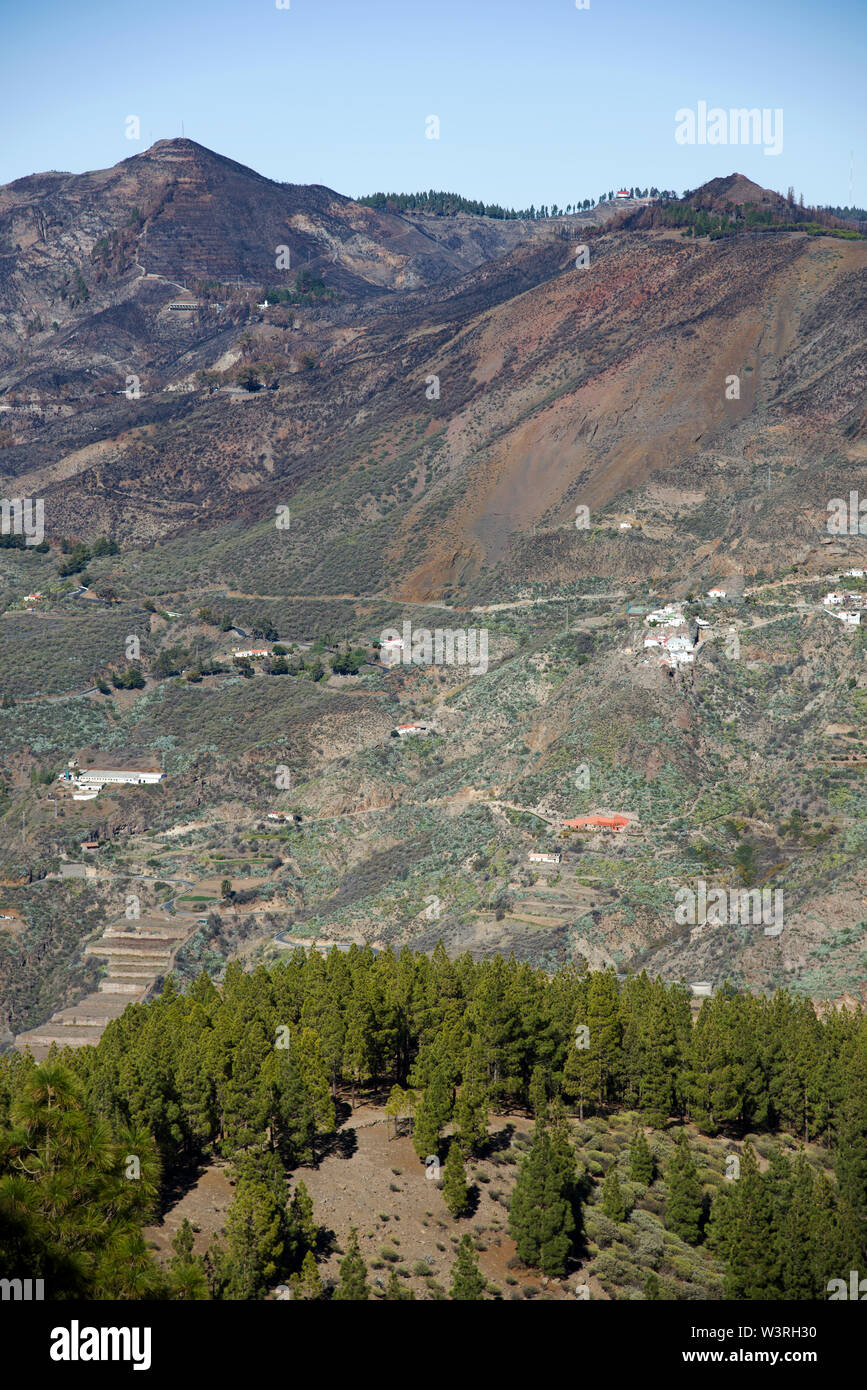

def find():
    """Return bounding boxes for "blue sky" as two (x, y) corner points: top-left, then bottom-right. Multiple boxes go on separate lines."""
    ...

(3, 0), (864, 207)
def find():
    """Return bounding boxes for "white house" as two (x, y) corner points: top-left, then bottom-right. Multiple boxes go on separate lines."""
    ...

(708, 588), (727, 599)
(659, 630), (696, 669)
(823, 592), (845, 606)
(662, 649), (694, 669)
(645, 604), (683, 627)
(380, 637), (404, 666)
(396, 723), (429, 737)
(845, 569), (865, 578)
(837, 610), (861, 626)
(644, 634), (667, 648)
(529, 852), (561, 864)
(233, 647), (271, 659)
(619, 522), (632, 530)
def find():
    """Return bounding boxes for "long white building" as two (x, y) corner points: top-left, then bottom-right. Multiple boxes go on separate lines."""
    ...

(75, 767), (164, 787)
(61, 750), (165, 793)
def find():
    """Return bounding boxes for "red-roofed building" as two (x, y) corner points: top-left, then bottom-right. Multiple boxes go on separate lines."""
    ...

(562, 814), (629, 832)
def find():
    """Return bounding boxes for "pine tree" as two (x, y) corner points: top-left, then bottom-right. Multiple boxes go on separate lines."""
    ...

(222, 1177), (286, 1299)
(665, 1130), (703, 1244)
(172, 1217), (195, 1262)
(442, 1140), (470, 1218)
(508, 1113), (577, 1276)
(453, 1080), (489, 1157)
(686, 1000), (739, 1134)
(584, 971), (623, 1108)
(167, 1217), (209, 1300)
(385, 1267), (415, 1299)
(640, 986), (679, 1125)
(808, 1172), (856, 1292)
(176, 1034), (218, 1154)
(334, 1227), (369, 1300)
(629, 1127), (654, 1184)
(294, 1026), (336, 1160)
(562, 1015), (595, 1119)
(529, 1063), (548, 1120)
(780, 1156), (820, 1299)
(300, 976), (345, 1093)
(272, 1042), (314, 1166)
(704, 1179), (736, 1262)
(287, 1179), (317, 1266)
(722, 1144), (780, 1298)
(449, 1233), (486, 1299)
(0, 1063), (166, 1299)
(619, 975), (651, 1109)
(453, 1037), (490, 1155)
(508, 1127), (547, 1267)
(602, 1167), (627, 1222)
(291, 1249), (323, 1300)
(385, 1084), (406, 1140)
(342, 1001), (372, 1109)
(834, 1049), (867, 1248)
(412, 1067), (451, 1161)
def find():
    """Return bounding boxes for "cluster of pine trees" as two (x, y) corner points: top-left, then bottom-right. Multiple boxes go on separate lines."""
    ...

(1, 947), (864, 1298)
(358, 190), (601, 219)
(647, 198), (867, 242)
(358, 189), (684, 219)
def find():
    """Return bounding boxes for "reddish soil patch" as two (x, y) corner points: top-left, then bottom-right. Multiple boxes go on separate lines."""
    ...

(144, 1162), (235, 1260)
(144, 1103), (599, 1299)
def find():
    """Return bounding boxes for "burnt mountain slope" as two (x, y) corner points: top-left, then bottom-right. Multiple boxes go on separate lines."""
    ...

(0, 146), (864, 603)
(0, 137), (549, 345)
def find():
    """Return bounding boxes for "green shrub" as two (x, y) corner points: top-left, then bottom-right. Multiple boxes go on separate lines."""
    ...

(585, 1211), (620, 1247)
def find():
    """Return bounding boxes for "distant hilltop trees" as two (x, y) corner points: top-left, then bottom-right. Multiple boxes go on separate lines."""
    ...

(359, 188), (675, 219)
(642, 196), (866, 241)
(820, 203), (867, 230)
(359, 189), (541, 218)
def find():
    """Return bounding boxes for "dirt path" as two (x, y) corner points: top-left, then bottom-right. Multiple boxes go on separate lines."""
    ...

(157, 588), (627, 614)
